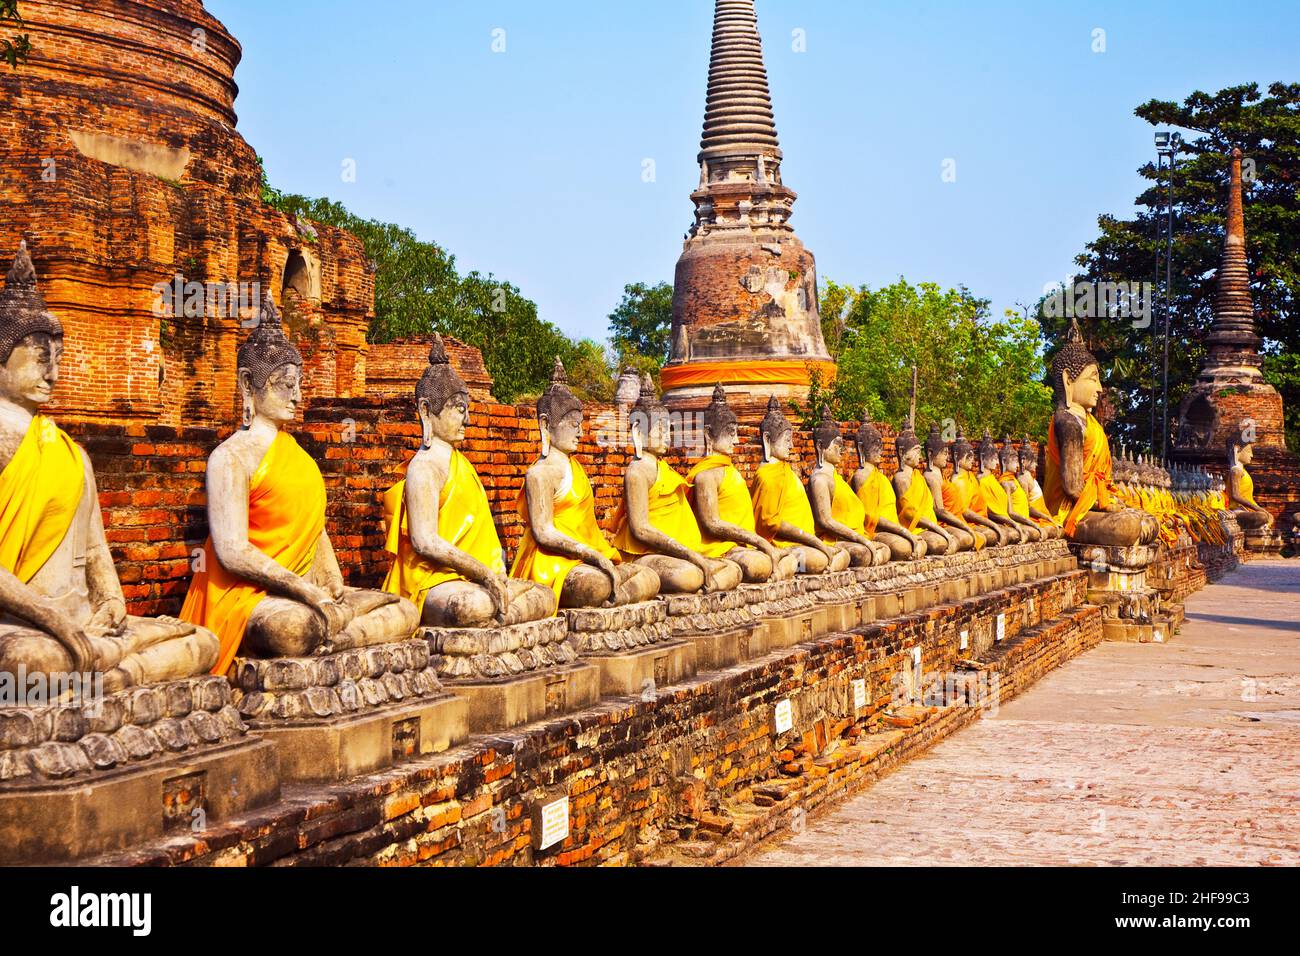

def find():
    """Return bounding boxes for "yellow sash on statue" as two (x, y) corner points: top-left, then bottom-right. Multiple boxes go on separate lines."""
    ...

(855, 468), (898, 536)
(510, 457), (619, 608)
(611, 457), (704, 558)
(687, 454), (755, 558)
(980, 472), (1011, 517)
(897, 469), (938, 533)
(822, 471), (867, 544)
(0, 415), (86, 585)
(941, 477), (985, 550)
(1045, 412), (1117, 536)
(180, 431), (327, 677)
(1238, 468), (1261, 508)
(381, 449), (505, 614)
(752, 460), (815, 547)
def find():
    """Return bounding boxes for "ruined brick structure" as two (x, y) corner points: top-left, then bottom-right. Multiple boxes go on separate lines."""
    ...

(1172, 149), (1300, 523)
(0, 0), (373, 428)
(662, 0), (834, 411)
(366, 336), (495, 404)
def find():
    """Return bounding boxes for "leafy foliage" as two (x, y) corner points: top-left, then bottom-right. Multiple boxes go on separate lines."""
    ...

(811, 278), (1053, 439)
(1043, 82), (1300, 451)
(607, 281), (673, 367)
(1, 0), (30, 69)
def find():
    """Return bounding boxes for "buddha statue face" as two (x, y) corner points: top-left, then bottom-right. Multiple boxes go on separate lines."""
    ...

(767, 427), (794, 462)
(0, 331), (61, 409)
(1062, 362), (1102, 413)
(543, 408), (583, 455)
(956, 448), (976, 472)
(1238, 441), (1254, 467)
(421, 391), (470, 447)
(856, 436), (882, 467)
(631, 406), (671, 457)
(900, 440), (923, 470)
(979, 443), (1000, 473)
(709, 420), (739, 456)
(239, 362), (301, 426)
(928, 445), (950, 471)
(1000, 445), (1019, 476)
(760, 396), (794, 462)
(237, 296), (303, 428)
(820, 434), (845, 467)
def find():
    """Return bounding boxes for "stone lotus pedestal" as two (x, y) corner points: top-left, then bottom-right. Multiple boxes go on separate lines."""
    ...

(563, 601), (697, 696)
(1070, 541), (1177, 643)
(662, 587), (763, 670)
(1243, 525), (1285, 558)
(0, 675), (280, 864)
(417, 617), (600, 732)
(231, 640), (467, 783)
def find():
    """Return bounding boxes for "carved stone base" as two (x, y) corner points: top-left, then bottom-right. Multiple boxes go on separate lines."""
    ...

(662, 587), (763, 669)
(419, 617), (578, 681)
(0, 674), (279, 864)
(441, 662), (602, 733)
(1067, 540), (1172, 635)
(681, 626), (762, 670)
(1244, 527), (1284, 557)
(231, 640), (467, 783)
(563, 601), (673, 655)
(592, 638), (698, 696)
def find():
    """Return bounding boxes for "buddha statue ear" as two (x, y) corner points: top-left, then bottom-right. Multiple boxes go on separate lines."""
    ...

(237, 367), (255, 429)
(538, 413), (551, 458)
(630, 413), (645, 460)
(417, 397), (434, 450)
(761, 430), (773, 463)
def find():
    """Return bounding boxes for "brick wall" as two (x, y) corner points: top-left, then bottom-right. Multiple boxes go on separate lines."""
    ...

(367, 336), (495, 403)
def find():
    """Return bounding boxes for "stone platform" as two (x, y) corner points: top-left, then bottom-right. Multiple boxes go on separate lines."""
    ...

(231, 640), (467, 783)
(563, 601), (698, 696)
(417, 617), (598, 732)
(0, 675), (279, 864)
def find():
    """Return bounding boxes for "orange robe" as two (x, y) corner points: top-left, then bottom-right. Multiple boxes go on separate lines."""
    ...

(752, 460), (815, 547)
(1044, 412), (1118, 536)
(855, 468), (898, 536)
(941, 475), (986, 550)
(510, 457), (620, 607)
(897, 468), (938, 533)
(611, 458), (705, 558)
(380, 449), (506, 614)
(181, 431), (327, 677)
(0, 415), (85, 585)
(687, 454), (755, 559)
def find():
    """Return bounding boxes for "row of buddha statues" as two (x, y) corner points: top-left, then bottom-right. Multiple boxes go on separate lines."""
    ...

(0, 245), (1270, 697)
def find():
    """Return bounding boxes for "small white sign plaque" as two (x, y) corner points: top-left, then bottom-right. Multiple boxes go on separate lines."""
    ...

(852, 679), (867, 711)
(996, 614), (1005, 643)
(959, 629), (969, 651)
(539, 796), (570, 851)
(774, 698), (793, 734)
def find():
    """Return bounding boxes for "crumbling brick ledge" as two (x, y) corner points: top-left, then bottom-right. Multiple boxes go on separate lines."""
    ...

(87, 570), (1099, 867)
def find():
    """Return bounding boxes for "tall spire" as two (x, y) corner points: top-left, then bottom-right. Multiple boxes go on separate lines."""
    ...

(699, 0), (781, 164)
(1200, 147), (1263, 381)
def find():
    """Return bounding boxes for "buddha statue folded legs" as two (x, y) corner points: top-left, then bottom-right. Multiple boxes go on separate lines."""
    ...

(180, 296), (419, 675)
(0, 243), (219, 694)
(809, 407), (891, 566)
(381, 336), (555, 629)
(611, 379), (742, 593)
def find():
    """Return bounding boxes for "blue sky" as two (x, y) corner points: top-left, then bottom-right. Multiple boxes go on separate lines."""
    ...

(209, 0), (1299, 341)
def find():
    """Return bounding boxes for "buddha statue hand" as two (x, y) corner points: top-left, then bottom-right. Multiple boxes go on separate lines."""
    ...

(483, 572), (512, 625)
(45, 613), (95, 673)
(591, 553), (622, 606)
(84, 596), (128, 640)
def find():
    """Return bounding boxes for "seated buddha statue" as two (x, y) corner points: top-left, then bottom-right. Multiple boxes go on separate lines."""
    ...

(1226, 423), (1273, 530)
(851, 419), (925, 560)
(381, 336), (555, 627)
(0, 242), (219, 692)
(921, 423), (977, 551)
(995, 435), (1043, 541)
(687, 385), (797, 582)
(891, 418), (953, 555)
(181, 296), (418, 675)
(1014, 434), (1063, 538)
(609, 383), (742, 592)
(511, 359), (660, 607)
(975, 431), (1026, 544)
(751, 397), (849, 574)
(1042, 319), (1159, 547)
(807, 406), (890, 566)
(944, 428), (1010, 545)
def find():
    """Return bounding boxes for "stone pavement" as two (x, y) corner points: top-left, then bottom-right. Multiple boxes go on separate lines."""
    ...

(749, 560), (1300, 866)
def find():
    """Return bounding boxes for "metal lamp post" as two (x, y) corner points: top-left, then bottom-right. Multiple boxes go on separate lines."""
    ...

(1154, 130), (1181, 457)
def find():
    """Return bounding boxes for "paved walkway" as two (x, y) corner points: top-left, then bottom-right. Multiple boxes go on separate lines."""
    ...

(751, 559), (1300, 866)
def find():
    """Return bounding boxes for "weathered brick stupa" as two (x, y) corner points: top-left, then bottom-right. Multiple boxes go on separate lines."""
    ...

(0, 0), (372, 427)
(661, 0), (834, 414)
(1173, 148), (1299, 523)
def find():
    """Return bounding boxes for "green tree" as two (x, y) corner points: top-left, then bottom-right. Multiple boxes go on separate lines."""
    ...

(1, 0), (31, 68)
(1045, 82), (1300, 451)
(607, 281), (673, 367)
(811, 278), (1053, 440)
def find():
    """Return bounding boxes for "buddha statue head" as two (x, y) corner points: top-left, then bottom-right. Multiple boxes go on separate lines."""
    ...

(952, 427), (975, 473)
(1020, 434), (1035, 476)
(812, 405), (844, 467)
(855, 416), (884, 468)
(236, 294), (303, 429)
(760, 396), (794, 463)
(537, 357), (583, 456)
(1228, 419), (1255, 468)
(416, 333), (470, 449)
(703, 383), (739, 456)
(0, 241), (64, 411)
(895, 416), (922, 471)
(629, 376), (671, 458)
(999, 434), (1019, 476)
(1051, 318), (1102, 414)
(978, 429), (1000, 473)
(925, 422), (950, 471)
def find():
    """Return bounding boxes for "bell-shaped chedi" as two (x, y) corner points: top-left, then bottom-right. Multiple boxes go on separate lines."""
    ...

(0, 0), (372, 427)
(1174, 148), (1285, 450)
(661, 0), (834, 410)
